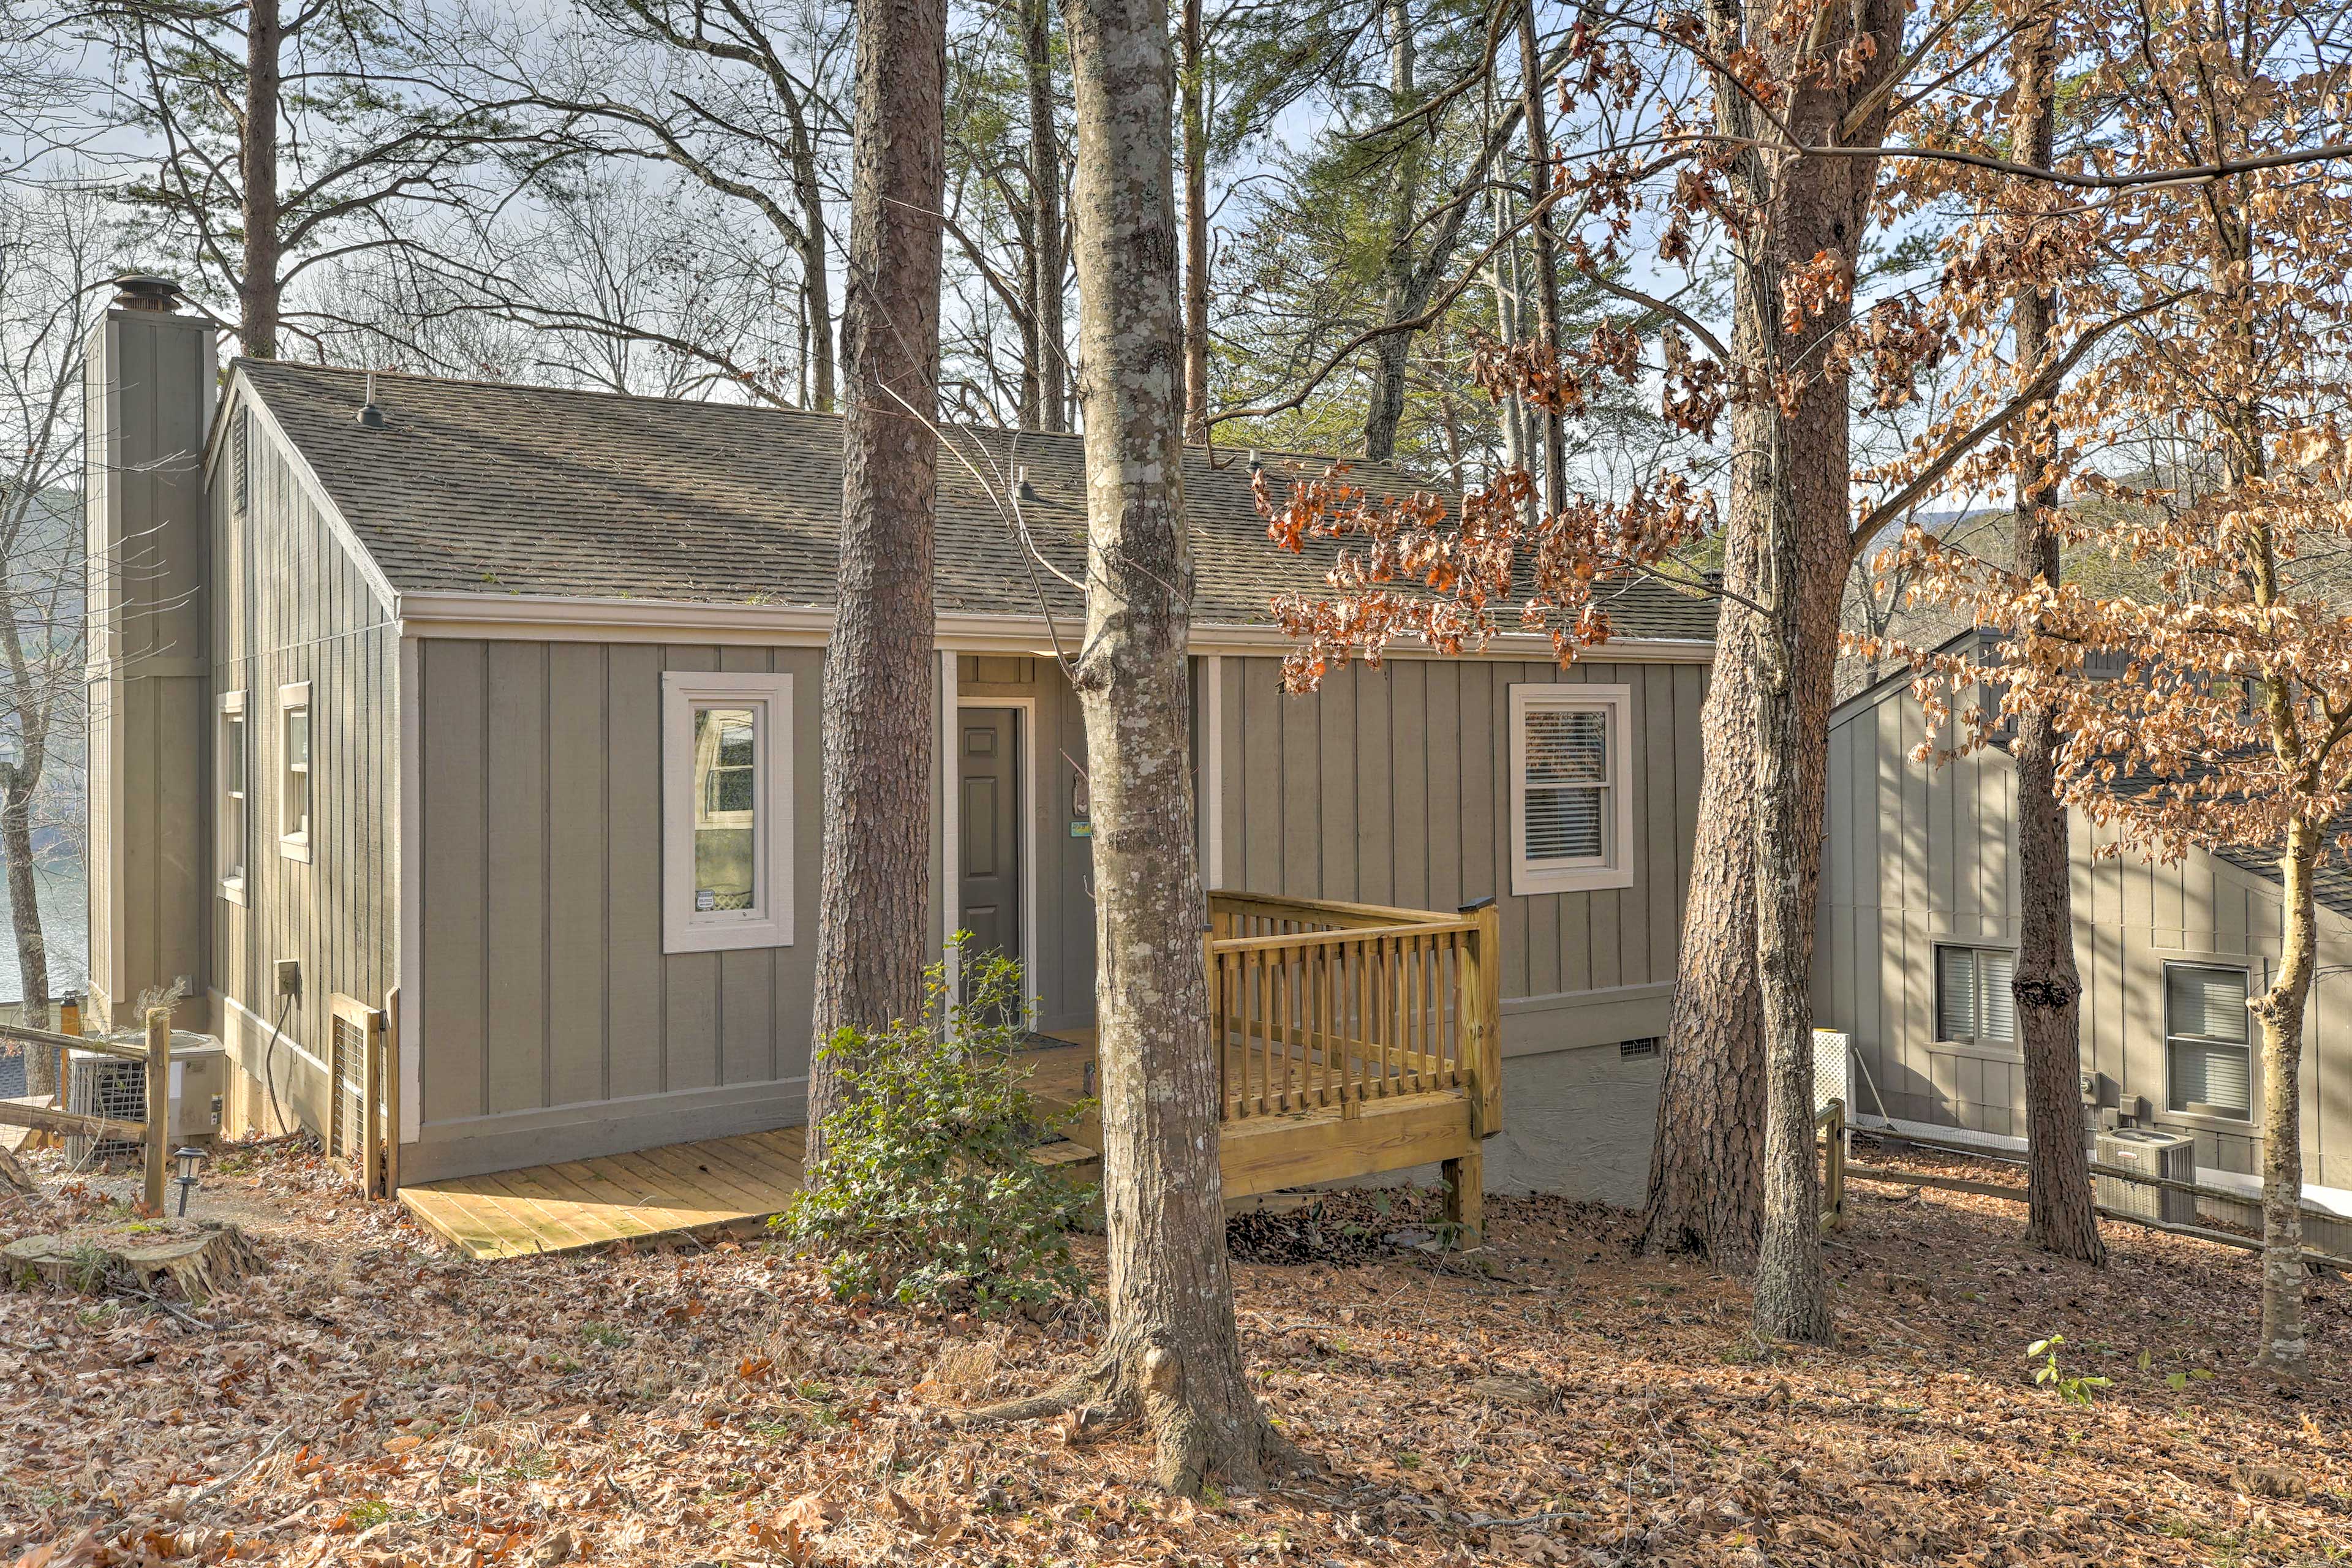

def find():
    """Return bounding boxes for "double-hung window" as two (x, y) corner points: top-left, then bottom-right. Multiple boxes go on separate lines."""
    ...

(2166, 963), (2253, 1120)
(218, 690), (247, 902)
(1934, 944), (2016, 1048)
(278, 682), (312, 864)
(663, 671), (794, 953)
(1509, 684), (1634, 895)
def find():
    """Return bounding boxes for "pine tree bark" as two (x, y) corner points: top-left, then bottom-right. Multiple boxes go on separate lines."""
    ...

(965, 0), (1292, 1493)
(1361, 0), (1419, 462)
(1712, 0), (1898, 1340)
(807, 0), (947, 1164)
(1179, 0), (1209, 446)
(1641, 517), (1764, 1264)
(241, 0), (282, 360)
(1025, 0), (1068, 432)
(1512, 0), (1564, 511)
(2007, 20), (2105, 1268)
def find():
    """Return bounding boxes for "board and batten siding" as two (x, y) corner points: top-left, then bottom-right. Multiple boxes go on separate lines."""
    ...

(404, 638), (823, 1182)
(208, 394), (399, 1138)
(1212, 653), (1704, 1045)
(1818, 679), (2352, 1190)
(1205, 654), (1706, 1202)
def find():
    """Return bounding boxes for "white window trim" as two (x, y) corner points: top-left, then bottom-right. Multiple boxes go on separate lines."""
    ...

(219, 688), (248, 904)
(278, 680), (312, 864)
(663, 670), (795, 954)
(1509, 683), (1635, 896)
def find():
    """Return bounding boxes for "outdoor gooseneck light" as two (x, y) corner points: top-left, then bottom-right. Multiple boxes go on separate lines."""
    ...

(172, 1146), (206, 1216)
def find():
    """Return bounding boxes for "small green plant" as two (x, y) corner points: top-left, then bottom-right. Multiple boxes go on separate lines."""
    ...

(775, 939), (1094, 1317)
(579, 1322), (629, 1349)
(342, 1498), (393, 1529)
(2027, 1335), (2112, 1406)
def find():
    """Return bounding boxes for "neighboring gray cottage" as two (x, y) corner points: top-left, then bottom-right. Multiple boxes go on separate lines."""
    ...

(1818, 633), (2352, 1229)
(83, 281), (1717, 1199)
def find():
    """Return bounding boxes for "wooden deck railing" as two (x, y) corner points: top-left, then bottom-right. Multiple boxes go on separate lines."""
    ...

(1205, 891), (1501, 1134)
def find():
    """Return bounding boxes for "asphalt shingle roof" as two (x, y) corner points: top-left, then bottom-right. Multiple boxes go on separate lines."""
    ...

(239, 360), (1718, 641)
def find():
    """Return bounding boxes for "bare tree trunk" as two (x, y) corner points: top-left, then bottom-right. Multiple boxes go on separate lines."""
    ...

(1360, 0), (1418, 461)
(1026, 0), (1068, 434)
(6, 769), (53, 1098)
(1642, 522), (1765, 1264)
(2254, 819), (2315, 1373)
(1706, 0), (1896, 1338)
(1741, 257), (1845, 1344)
(807, 0), (946, 1164)
(785, 102), (836, 411)
(2007, 20), (2104, 1267)
(967, 0), (1291, 1494)
(241, 0), (282, 360)
(1179, 0), (1209, 446)
(1512, 0), (1563, 511)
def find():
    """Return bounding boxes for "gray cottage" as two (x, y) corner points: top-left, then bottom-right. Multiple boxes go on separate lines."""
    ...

(83, 280), (1716, 1223)
(1818, 635), (2352, 1238)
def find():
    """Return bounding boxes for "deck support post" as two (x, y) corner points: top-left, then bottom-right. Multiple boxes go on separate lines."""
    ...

(143, 1008), (170, 1216)
(1442, 1145), (1483, 1243)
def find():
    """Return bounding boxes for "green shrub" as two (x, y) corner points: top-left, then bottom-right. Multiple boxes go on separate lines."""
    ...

(775, 940), (1094, 1316)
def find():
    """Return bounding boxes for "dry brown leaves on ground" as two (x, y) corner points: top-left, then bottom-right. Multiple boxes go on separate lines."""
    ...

(2, 1136), (2349, 1566)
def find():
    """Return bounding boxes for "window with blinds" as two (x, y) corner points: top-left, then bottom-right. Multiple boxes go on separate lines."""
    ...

(1509, 685), (1635, 895)
(2166, 963), (2252, 1119)
(1934, 944), (2016, 1047)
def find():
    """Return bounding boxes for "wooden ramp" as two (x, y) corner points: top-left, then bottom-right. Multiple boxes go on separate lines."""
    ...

(398, 1126), (806, 1261)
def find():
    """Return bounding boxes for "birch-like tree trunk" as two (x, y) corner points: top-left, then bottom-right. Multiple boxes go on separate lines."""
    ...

(2253, 816), (2315, 1372)
(2007, 20), (2105, 1267)
(967, 0), (1292, 1493)
(807, 0), (946, 1163)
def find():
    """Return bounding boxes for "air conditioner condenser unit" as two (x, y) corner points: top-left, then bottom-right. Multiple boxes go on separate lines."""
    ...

(2094, 1126), (2197, 1225)
(62, 1035), (228, 1164)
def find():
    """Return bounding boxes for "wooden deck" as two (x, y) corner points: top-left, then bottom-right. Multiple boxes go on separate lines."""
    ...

(398, 1125), (807, 1260)
(398, 891), (1501, 1260)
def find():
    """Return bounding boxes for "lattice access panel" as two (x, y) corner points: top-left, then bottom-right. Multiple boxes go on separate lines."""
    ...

(327, 994), (390, 1196)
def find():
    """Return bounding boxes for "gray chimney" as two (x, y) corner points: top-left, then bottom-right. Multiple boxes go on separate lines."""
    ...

(85, 275), (214, 1030)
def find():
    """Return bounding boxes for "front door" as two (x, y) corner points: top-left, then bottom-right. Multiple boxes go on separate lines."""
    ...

(959, 709), (1023, 992)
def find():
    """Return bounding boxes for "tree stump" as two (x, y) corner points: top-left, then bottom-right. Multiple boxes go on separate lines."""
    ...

(5, 1223), (263, 1302)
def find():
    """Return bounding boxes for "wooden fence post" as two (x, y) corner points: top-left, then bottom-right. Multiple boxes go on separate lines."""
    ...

(143, 1007), (170, 1216)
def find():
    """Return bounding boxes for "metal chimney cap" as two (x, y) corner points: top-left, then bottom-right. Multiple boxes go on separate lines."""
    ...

(110, 274), (184, 311)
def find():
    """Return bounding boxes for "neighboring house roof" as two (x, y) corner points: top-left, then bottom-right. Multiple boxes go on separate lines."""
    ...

(234, 360), (1718, 643)
(1831, 625), (2352, 918)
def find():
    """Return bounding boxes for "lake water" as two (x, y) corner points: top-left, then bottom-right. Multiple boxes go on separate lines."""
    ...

(0, 859), (88, 1097)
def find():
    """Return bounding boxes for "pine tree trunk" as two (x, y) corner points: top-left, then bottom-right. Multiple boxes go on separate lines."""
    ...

(2003, 20), (2104, 1268)
(807, 0), (946, 1164)
(967, 0), (1289, 1493)
(1361, 0), (1418, 462)
(1512, 0), (1564, 511)
(1743, 277), (1845, 1346)
(1641, 513), (1764, 1263)
(1027, 0), (1068, 432)
(241, 0), (282, 360)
